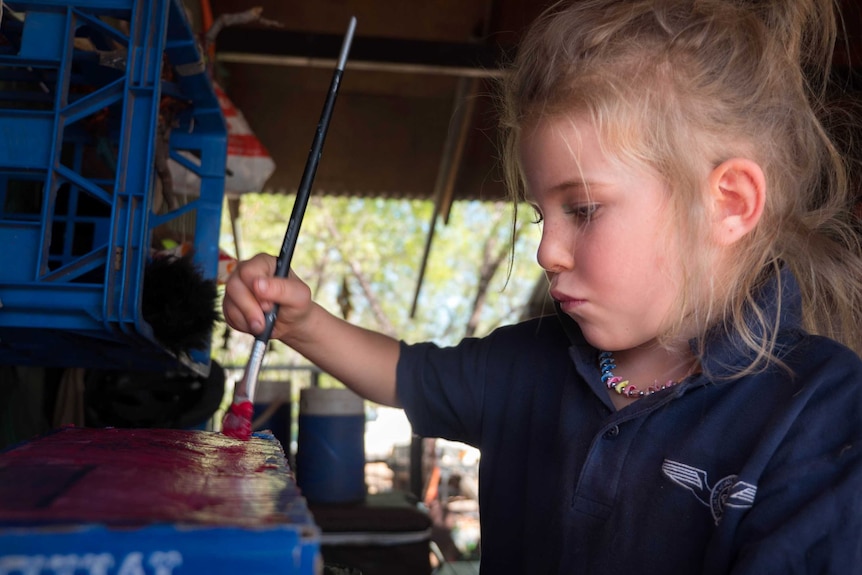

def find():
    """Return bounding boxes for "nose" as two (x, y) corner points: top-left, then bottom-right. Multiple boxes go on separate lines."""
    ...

(536, 221), (574, 273)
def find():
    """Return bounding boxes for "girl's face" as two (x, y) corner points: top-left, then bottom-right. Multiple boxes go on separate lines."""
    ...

(521, 115), (685, 352)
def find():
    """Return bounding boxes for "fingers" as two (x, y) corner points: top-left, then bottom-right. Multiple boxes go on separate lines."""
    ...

(223, 253), (275, 334)
(222, 253), (312, 339)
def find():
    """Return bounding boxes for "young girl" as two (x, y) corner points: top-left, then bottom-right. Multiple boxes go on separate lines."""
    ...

(223, 0), (862, 572)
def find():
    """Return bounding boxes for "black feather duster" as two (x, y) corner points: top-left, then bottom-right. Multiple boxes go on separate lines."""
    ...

(141, 254), (220, 355)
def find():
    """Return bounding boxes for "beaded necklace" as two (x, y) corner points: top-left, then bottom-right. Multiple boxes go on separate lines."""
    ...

(598, 350), (680, 398)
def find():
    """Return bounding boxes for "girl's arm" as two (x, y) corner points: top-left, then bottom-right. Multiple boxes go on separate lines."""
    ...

(223, 253), (401, 407)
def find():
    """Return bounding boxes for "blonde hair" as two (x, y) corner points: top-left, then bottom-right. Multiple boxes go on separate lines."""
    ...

(500, 0), (862, 375)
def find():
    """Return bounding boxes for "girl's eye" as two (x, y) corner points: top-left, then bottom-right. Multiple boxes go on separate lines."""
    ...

(529, 205), (544, 224)
(566, 204), (597, 221)
(527, 202), (596, 225)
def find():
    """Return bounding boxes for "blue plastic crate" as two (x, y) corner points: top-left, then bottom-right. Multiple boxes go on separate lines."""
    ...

(0, 0), (227, 374)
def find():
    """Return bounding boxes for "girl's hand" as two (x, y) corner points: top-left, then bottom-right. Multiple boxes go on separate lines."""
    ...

(222, 253), (313, 343)
(223, 253), (401, 407)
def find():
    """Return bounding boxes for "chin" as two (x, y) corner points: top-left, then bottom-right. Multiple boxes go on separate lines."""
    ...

(578, 328), (621, 352)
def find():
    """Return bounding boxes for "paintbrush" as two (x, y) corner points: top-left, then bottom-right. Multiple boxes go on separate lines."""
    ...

(223, 16), (357, 440)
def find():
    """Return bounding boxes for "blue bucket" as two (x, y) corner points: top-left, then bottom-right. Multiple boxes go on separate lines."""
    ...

(296, 387), (366, 504)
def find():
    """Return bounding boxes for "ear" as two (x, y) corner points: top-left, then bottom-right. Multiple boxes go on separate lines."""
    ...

(709, 158), (766, 246)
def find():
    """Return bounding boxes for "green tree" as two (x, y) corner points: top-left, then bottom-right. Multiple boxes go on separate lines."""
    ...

(213, 194), (542, 380)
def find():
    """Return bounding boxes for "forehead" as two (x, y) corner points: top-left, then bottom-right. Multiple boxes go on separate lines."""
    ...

(518, 113), (673, 203)
(521, 114), (593, 159)
(519, 115), (617, 187)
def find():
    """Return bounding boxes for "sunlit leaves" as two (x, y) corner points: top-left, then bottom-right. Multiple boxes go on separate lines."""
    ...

(215, 194), (541, 368)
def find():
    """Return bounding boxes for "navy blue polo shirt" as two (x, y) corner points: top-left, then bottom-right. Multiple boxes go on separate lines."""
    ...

(396, 271), (862, 574)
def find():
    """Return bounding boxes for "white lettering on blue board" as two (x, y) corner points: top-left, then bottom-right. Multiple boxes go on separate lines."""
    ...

(146, 552), (181, 575)
(0, 551), (182, 575)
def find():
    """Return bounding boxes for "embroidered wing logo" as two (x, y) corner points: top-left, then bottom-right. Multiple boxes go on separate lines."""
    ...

(662, 459), (757, 525)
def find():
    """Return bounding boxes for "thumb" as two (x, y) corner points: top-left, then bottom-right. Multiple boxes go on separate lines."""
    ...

(254, 276), (298, 307)
(254, 277), (278, 300)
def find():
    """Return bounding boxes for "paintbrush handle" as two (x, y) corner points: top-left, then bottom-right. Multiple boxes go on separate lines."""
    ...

(234, 338), (266, 403)
(225, 19), (355, 437)
(256, 16), (356, 346)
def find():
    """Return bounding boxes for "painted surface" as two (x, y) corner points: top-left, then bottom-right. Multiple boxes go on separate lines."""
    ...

(0, 427), (320, 574)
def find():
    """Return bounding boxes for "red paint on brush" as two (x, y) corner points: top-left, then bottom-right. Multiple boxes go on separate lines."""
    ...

(222, 400), (254, 440)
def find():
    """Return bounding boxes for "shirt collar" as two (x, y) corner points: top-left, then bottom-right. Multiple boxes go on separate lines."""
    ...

(696, 266), (802, 379)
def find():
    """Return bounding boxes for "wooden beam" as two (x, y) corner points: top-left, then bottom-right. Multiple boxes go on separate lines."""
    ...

(216, 27), (511, 78)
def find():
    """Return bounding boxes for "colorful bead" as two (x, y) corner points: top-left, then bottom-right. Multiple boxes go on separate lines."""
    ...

(598, 351), (681, 398)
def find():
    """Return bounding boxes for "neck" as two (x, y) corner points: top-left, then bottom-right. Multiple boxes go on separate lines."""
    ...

(602, 345), (699, 411)
(611, 345), (698, 387)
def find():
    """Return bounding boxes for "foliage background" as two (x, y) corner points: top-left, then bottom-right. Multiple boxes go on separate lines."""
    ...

(212, 194), (543, 381)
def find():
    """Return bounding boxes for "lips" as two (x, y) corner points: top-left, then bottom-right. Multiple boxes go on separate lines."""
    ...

(557, 300), (586, 314)
(550, 288), (586, 311)
(549, 286), (573, 302)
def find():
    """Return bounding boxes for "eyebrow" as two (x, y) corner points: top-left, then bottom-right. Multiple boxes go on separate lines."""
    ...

(550, 180), (589, 193)
(541, 179), (608, 199)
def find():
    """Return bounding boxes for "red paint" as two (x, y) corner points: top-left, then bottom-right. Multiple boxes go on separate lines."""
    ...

(0, 427), (300, 527)
(222, 401), (254, 441)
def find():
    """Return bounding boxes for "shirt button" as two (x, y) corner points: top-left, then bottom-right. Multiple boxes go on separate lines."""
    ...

(604, 425), (620, 439)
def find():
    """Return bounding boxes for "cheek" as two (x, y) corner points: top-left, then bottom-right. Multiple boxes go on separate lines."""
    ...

(628, 212), (677, 268)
